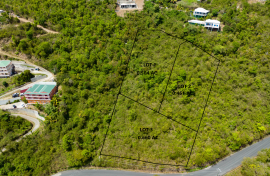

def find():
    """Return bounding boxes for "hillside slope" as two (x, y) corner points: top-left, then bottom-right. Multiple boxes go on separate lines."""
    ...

(0, 0), (270, 175)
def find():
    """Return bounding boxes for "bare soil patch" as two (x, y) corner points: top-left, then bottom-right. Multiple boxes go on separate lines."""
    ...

(248, 0), (266, 4)
(116, 0), (144, 17)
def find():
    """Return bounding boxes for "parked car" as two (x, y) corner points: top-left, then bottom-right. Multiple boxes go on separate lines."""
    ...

(21, 104), (25, 108)
(20, 93), (24, 96)
(13, 105), (17, 108)
(30, 68), (34, 71)
(12, 93), (19, 98)
(35, 68), (40, 71)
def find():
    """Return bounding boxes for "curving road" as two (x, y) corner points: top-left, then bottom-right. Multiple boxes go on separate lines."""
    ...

(0, 97), (21, 105)
(1, 113), (41, 152)
(53, 136), (270, 176)
(3, 12), (270, 176)
(0, 49), (54, 99)
(12, 114), (40, 139)
(0, 33), (54, 153)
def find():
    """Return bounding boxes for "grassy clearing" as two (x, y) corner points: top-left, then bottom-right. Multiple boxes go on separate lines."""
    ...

(178, 0), (198, 7)
(33, 73), (46, 76)
(0, 77), (16, 94)
(0, 70), (34, 94)
(226, 166), (242, 176)
(21, 64), (35, 68)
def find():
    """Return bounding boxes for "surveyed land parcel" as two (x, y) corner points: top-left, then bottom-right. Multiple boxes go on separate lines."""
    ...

(101, 29), (221, 167)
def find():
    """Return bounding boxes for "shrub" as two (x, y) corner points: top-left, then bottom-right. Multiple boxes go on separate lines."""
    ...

(2, 81), (8, 87)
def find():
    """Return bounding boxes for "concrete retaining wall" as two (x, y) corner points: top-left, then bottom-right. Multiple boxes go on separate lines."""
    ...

(31, 75), (47, 82)
(7, 109), (45, 121)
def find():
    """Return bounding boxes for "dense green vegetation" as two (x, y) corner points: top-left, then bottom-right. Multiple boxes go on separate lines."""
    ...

(0, 110), (32, 149)
(0, 12), (20, 25)
(0, 0), (270, 175)
(13, 70), (34, 86)
(227, 148), (270, 176)
(0, 70), (34, 93)
(0, 21), (45, 40)
(0, 22), (46, 55)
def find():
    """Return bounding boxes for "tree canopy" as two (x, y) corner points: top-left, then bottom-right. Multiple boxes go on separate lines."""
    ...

(0, 0), (270, 174)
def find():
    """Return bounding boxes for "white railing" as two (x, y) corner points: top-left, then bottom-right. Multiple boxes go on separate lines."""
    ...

(25, 95), (49, 97)
(26, 98), (50, 100)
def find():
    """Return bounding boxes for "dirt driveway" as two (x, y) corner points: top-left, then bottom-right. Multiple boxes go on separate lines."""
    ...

(116, 0), (144, 17)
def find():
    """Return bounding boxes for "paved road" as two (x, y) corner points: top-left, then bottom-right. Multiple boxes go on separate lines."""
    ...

(1, 114), (40, 152)
(12, 114), (40, 140)
(0, 97), (20, 105)
(0, 49), (55, 99)
(0, 101), (26, 109)
(53, 136), (270, 176)
(0, 46), (52, 153)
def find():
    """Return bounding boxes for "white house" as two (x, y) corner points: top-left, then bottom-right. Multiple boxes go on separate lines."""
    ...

(188, 19), (220, 31)
(0, 60), (15, 77)
(120, 3), (137, 9)
(205, 19), (220, 29)
(188, 20), (205, 26)
(118, 0), (137, 9)
(0, 10), (5, 14)
(193, 8), (209, 17)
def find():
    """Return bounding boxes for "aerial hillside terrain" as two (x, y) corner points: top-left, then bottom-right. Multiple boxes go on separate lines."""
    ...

(0, 0), (270, 175)
(227, 148), (270, 176)
(0, 110), (32, 150)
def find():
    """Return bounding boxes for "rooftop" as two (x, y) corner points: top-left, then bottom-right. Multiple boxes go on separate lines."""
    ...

(0, 60), (11, 67)
(194, 8), (209, 13)
(120, 2), (136, 4)
(25, 82), (57, 95)
(118, 0), (136, 5)
(188, 20), (205, 24)
(205, 19), (220, 24)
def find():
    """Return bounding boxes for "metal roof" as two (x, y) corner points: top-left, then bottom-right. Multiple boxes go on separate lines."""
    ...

(194, 8), (209, 13)
(205, 19), (220, 24)
(0, 60), (11, 67)
(120, 2), (136, 5)
(25, 82), (56, 95)
(188, 20), (205, 25)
